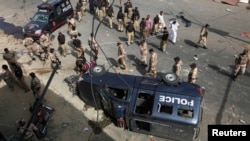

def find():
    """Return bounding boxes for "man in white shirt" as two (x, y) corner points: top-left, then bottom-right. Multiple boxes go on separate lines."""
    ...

(169, 19), (179, 44)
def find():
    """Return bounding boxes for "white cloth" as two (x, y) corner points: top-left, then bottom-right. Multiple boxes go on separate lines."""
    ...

(169, 20), (179, 43)
(158, 14), (166, 28)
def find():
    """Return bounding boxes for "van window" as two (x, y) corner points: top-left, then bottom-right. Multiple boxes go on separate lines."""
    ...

(157, 103), (173, 114)
(106, 87), (127, 100)
(135, 93), (154, 115)
(177, 107), (194, 118)
(135, 120), (151, 131)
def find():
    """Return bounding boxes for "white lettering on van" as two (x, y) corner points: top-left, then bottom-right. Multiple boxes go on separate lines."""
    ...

(159, 95), (194, 106)
(62, 4), (71, 12)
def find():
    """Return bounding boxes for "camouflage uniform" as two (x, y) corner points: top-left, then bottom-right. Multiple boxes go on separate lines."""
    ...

(233, 49), (249, 80)
(23, 37), (36, 60)
(139, 41), (148, 66)
(147, 49), (158, 77)
(116, 43), (127, 70)
(188, 63), (198, 84)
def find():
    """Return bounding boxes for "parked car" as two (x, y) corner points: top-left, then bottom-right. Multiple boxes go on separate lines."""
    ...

(22, 0), (74, 40)
(74, 66), (205, 141)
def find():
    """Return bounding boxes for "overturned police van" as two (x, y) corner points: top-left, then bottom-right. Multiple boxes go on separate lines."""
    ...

(23, 0), (74, 39)
(77, 66), (205, 141)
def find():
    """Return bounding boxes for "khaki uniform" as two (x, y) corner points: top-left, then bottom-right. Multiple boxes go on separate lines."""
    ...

(139, 42), (148, 65)
(49, 52), (61, 70)
(118, 19), (124, 31)
(141, 26), (149, 41)
(172, 60), (182, 78)
(0, 69), (16, 91)
(67, 18), (76, 33)
(23, 37), (36, 60)
(3, 51), (16, 72)
(198, 26), (208, 47)
(18, 122), (38, 140)
(30, 76), (41, 98)
(81, 0), (88, 16)
(188, 67), (198, 84)
(148, 52), (158, 77)
(88, 36), (99, 60)
(117, 44), (127, 70)
(234, 53), (249, 76)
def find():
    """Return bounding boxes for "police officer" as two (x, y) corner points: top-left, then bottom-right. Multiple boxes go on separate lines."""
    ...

(81, 0), (88, 16)
(116, 42), (127, 71)
(11, 63), (30, 92)
(146, 49), (158, 78)
(152, 14), (160, 35)
(23, 37), (36, 60)
(76, 0), (83, 22)
(88, 33), (99, 61)
(106, 2), (114, 29)
(139, 40), (148, 67)
(3, 48), (16, 73)
(196, 24), (209, 49)
(131, 7), (140, 29)
(67, 16), (76, 33)
(29, 72), (41, 98)
(48, 48), (61, 72)
(0, 64), (16, 91)
(126, 21), (135, 46)
(124, 0), (133, 19)
(188, 63), (198, 83)
(72, 35), (84, 58)
(160, 27), (169, 53)
(117, 7), (124, 32)
(232, 49), (249, 81)
(172, 57), (183, 78)
(57, 32), (69, 57)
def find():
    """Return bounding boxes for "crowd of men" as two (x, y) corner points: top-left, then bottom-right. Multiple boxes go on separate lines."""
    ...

(1, 0), (250, 97)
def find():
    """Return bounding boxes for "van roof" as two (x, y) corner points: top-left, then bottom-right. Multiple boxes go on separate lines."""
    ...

(37, 0), (66, 9)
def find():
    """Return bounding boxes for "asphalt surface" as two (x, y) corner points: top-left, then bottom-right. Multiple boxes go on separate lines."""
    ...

(0, 0), (250, 141)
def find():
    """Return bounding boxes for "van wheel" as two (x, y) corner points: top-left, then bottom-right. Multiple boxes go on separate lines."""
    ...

(91, 65), (105, 76)
(162, 73), (180, 86)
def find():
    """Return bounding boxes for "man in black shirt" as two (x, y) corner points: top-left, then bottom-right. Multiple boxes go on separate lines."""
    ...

(152, 14), (160, 35)
(126, 22), (135, 46)
(131, 7), (140, 29)
(106, 2), (114, 28)
(117, 7), (124, 32)
(160, 27), (169, 53)
(12, 63), (30, 92)
(57, 32), (69, 57)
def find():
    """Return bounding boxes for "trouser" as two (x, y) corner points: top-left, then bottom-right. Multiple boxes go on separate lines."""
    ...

(147, 64), (157, 76)
(141, 54), (147, 64)
(26, 46), (36, 60)
(160, 40), (168, 52)
(117, 19), (124, 31)
(198, 36), (207, 47)
(234, 64), (247, 76)
(117, 58), (127, 69)
(59, 43), (69, 56)
(128, 8), (133, 18)
(127, 32), (134, 45)
(124, 13), (128, 25)
(32, 88), (41, 98)
(77, 11), (82, 21)
(153, 24), (159, 34)
(133, 18), (139, 29)
(75, 47), (84, 57)
(108, 16), (113, 28)
(188, 77), (197, 84)
(5, 80), (15, 91)
(98, 9), (104, 21)
(18, 77), (30, 91)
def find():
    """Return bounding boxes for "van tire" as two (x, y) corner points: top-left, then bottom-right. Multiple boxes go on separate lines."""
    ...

(162, 73), (180, 86)
(91, 65), (105, 76)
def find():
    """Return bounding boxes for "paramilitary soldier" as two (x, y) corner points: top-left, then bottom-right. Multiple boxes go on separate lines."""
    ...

(232, 48), (249, 81)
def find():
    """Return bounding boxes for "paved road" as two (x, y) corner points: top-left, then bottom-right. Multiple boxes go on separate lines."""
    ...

(0, 0), (250, 141)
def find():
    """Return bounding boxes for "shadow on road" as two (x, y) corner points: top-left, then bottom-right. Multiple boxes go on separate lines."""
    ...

(184, 39), (199, 48)
(127, 54), (147, 75)
(208, 64), (234, 124)
(0, 17), (23, 39)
